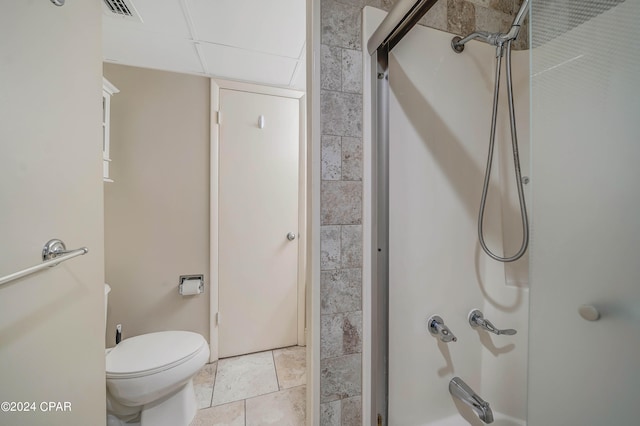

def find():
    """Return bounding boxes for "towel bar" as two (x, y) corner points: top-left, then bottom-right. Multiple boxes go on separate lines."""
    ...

(0, 239), (88, 287)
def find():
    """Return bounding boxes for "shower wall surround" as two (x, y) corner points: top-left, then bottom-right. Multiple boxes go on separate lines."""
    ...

(385, 21), (529, 424)
(318, 0), (526, 424)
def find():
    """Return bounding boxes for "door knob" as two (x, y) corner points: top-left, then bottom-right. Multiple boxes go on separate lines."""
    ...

(287, 232), (296, 241)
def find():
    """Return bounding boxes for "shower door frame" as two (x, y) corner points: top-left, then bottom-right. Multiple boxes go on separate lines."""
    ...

(368, 44), (390, 426)
(365, 2), (440, 425)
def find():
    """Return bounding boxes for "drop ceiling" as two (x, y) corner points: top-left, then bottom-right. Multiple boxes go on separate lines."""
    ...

(102, 0), (306, 90)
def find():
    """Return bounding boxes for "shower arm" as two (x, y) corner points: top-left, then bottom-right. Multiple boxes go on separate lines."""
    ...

(452, 0), (529, 52)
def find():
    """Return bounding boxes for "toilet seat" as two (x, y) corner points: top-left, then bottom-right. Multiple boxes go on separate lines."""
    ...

(106, 331), (207, 379)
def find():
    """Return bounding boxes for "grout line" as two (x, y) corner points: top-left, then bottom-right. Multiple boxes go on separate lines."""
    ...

(318, 88), (363, 96)
(243, 399), (247, 426)
(244, 383), (306, 401)
(209, 361), (217, 408)
(272, 350), (281, 391)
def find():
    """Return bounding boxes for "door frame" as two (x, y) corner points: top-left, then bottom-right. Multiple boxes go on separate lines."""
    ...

(210, 79), (307, 362)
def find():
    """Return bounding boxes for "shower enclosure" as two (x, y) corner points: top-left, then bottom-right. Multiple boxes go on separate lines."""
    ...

(364, 0), (640, 425)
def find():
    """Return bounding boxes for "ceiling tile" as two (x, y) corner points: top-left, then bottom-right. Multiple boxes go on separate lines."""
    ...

(188, 0), (305, 59)
(103, 25), (204, 75)
(102, 0), (192, 39)
(102, 0), (307, 90)
(199, 42), (297, 87)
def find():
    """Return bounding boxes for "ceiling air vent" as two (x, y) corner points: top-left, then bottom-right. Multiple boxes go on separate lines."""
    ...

(102, 0), (143, 23)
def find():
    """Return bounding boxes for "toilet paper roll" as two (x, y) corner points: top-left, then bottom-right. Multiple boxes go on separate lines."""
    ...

(180, 278), (203, 296)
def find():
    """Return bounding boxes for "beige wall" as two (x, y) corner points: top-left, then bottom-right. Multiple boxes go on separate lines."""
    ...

(103, 64), (210, 346)
(0, 2), (105, 425)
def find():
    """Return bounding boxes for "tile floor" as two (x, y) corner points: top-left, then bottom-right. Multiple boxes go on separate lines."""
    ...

(191, 346), (306, 426)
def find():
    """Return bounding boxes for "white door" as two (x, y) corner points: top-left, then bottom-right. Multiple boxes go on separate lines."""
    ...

(0, 2), (105, 425)
(218, 89), (300, 358)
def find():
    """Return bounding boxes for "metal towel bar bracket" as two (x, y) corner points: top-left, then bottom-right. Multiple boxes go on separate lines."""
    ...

(0, 239), (88, 287)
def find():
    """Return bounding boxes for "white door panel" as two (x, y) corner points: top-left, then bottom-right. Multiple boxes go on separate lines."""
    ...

(0, 2), (105, 425)
(218, 89), (299, 358)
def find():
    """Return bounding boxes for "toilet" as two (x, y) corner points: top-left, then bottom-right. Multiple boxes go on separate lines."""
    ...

(104, 284), (209, 426)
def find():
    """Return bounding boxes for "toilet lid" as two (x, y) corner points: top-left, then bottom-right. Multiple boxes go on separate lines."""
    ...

(106, 331), (206, 378)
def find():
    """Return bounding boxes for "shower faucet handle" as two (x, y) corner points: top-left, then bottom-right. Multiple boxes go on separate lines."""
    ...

(427, 315), (457, 342)
(468, 309), (517, 336)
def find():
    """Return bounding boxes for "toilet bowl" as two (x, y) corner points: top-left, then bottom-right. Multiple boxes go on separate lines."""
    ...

(105, 284), (209, 426)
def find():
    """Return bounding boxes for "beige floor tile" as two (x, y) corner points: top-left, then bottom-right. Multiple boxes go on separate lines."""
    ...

(191, 400), (244, 426)
(245, 386), (306, 426)
(212, 351), (279, 406)
(273, 346), (306, 390)
(194, 362), (217, 409)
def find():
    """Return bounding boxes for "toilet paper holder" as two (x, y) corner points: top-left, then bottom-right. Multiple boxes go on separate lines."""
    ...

(179, 274), (204, 295)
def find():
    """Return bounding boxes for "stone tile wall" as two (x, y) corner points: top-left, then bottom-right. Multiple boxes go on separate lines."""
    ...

(318, 1), (525, 425)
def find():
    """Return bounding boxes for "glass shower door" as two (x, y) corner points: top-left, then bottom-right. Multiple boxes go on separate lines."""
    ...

(528, 1), (640, 424)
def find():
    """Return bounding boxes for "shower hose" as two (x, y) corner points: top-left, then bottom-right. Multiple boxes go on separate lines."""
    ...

(478, 40), (529, 262)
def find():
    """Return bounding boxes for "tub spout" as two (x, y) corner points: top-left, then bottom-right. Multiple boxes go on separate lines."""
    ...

(449, 377), (494, 424)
